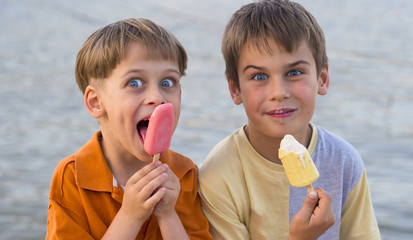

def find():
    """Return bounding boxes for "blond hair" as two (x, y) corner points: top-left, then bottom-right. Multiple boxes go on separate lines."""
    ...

(75, 18), (187, 93)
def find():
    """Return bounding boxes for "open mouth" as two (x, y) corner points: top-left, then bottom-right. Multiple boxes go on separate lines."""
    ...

(137, 119), (149, 143)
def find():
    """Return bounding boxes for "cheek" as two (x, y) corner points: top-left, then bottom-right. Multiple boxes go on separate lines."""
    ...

(298, 88), (317, 116)
(171, 100), (181, 130)
(165, 88), (181, 120)
(244, 87), (264, 105)
(241, 91), (262, 117)
(174, 107), (180, 124)
(294, 81), (318, 99)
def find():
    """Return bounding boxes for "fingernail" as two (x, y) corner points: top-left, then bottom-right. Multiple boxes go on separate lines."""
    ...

(309, 191), (318, 199)
(154, 161), (162, 166)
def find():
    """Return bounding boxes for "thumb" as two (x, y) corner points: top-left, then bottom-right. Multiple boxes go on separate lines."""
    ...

(296, 191), (318, 222)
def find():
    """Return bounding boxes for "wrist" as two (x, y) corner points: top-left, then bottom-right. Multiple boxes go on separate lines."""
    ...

(288, 233), (317, 240)
(157, 210), (189, 240)
(156, 209), (178, 223)
(117, 206), (146, 228)
(103, 208), (145, 240)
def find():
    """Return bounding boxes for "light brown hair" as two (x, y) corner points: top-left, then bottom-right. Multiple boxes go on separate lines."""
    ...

(75, 18), (187, 94)
(222, 0), (328, 89)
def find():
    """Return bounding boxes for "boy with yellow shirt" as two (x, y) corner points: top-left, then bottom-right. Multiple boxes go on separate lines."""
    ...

(199, 0), (381, 239)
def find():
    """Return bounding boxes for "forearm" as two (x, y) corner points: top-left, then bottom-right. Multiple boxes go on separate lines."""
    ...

(101, 210), (144, 240)
(157, 210), (190, 240)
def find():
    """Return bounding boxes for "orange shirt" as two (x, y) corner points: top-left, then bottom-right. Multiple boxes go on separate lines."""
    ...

(46, 131), (213, 240)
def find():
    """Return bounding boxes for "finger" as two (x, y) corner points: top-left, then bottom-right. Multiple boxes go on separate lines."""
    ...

(135, 164), (169, 191)
(127, 161), (161, 184)
(144, 187), (167, 209)
(159, 168), (179, 190)
(314, 188), (332, 212)
(139, 172), (168, 200)
(127, 162), (167, 189)
(295, 191), (319, 223)
(314, 188), (335, 221)
(315, 188), (331, 204)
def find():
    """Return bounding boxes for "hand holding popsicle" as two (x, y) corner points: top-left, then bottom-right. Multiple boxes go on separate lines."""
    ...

(144, 103), (174, 162)
(279, 134), (319, 192)
(289, 188), (335, 240)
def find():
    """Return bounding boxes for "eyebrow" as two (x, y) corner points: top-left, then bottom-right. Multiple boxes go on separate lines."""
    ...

(122, 68), (180, 78)
(123, 68), (142, 75)
(287, 60), (310, 68)
(242, 60), (311, 73)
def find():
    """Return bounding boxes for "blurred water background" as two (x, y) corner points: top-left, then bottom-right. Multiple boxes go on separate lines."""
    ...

(1, 0), (413, 239)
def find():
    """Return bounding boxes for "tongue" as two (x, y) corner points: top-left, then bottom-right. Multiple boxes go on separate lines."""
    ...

(138, 124), (148, 141)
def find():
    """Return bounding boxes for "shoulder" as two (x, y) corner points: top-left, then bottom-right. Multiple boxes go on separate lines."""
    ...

(315, 126), (363, 166)
(49, 154), (77, 203)
(49, 131), (112, 202)
(314, 125), (365, 190)
(198, 128), (247, 202)
(316, 126), (360, 156)
(199, 128), (244, 181)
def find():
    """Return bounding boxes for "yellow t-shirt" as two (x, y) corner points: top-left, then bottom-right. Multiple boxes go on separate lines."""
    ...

(199, 125), (380, 240)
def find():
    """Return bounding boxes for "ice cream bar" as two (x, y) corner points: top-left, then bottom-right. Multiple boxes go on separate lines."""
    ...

(144, 103), (174, 162)
(279, 134), (319, 192)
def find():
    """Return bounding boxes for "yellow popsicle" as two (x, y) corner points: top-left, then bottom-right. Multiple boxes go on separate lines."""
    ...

(279, 134), (319, 192)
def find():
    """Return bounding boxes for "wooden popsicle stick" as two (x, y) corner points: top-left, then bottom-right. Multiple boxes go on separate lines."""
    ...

(306, 184), (314, 193)
(152, 153), (160, 163)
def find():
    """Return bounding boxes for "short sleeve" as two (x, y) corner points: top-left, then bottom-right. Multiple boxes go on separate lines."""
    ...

(46, 160), (95, 240)
(340, 170), (381, 239)
(199, 180), (250, 240)
(46, 198), (95, 240)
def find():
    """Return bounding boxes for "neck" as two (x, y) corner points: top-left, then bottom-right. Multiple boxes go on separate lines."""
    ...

(99, 134), (148, 186)
(244, 124), (313, 165)
(245, 125), (282, 164)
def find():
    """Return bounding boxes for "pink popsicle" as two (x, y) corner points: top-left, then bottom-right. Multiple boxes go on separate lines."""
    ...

(144, 103), (174, 162)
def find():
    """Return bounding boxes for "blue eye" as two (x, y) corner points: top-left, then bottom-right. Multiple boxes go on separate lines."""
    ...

(161, 79), (174, 88)
(129, 79), (143, 88)
(287, 70), (302, 77)
(253, 73), (268, 81)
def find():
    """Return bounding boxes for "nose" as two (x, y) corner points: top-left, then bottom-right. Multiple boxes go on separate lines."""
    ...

(144, 84), (166, 106)
(268, 77), (289, 101)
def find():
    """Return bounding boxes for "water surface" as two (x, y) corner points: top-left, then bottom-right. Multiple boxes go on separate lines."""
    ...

(1, 0), (412, 239)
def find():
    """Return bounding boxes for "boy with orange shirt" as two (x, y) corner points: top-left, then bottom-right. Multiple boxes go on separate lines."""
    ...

(46, 18), (212, 240)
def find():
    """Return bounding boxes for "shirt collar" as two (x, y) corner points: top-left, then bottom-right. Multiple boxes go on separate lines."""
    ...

(75, 131), (113, 192)
(307, 122), (318, 155)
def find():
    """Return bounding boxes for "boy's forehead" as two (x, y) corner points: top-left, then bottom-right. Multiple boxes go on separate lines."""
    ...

(124, 41), (176, 63)
(238, 40), (315, 65)
(241, 38), (308, 56)
(115, 42), (180, 73)
(124, 41), (149, 59)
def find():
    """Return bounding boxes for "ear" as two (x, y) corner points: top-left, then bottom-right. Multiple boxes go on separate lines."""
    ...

(317, 64), (330, 95)
(84, 85), (105, 118)
(227, 78), (243, 105)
